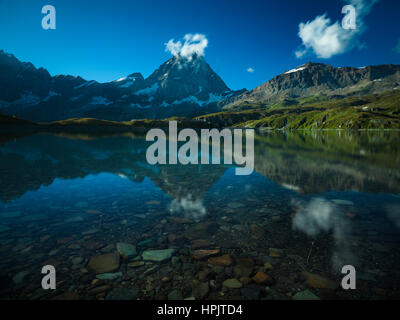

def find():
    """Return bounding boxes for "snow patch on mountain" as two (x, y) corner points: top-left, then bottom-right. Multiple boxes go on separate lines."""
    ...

(74, 80), (97, 89)
(284, 66), (307, 74)
(43, 91), (60, 102)
(90, 96), (113, 105)
(135, 83), (159, 95)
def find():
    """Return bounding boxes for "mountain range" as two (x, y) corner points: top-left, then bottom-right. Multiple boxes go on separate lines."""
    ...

(0, 49), (399, 123)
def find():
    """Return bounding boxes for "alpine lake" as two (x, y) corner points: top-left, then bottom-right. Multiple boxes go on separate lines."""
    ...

(0, 129), (399, 300)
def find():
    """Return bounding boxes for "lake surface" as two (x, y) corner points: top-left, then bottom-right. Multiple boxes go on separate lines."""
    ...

(0, 130), (399, 300)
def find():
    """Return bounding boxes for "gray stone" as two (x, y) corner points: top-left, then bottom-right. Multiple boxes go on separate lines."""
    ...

(168, 289), (183, 300)
(106, 287), (139, 300)
(293, 290), (320, 300)
(72, 257), (83, 265)
(192, 282), (209, 299)
(223, 278), (242, 289)
(13, 271), (29, 284)
(142, 249), (175, 262)
(117, 242), (137, 259)
(96, 272), (123, 280)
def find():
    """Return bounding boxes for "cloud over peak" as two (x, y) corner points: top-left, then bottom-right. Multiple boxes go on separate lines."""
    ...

(165, 33), (208, 61)
(295, 0), (378, 59)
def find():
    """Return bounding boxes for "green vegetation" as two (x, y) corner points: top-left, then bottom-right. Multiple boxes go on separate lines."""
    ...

(2, 91), (400, 130)
(50, 117), (212, 129)
(197, 91), (400, 129)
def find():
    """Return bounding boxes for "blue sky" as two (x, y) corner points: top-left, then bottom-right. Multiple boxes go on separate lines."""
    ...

(0, 0), (399, 90)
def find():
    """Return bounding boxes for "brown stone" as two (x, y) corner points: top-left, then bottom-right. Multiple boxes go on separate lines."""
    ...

(269, 248), (283, 258)
(128, 261), (145, 268)
(83, 241), (105, 251)
(198, 269), (212, 282)
(252, 271), (273, 285)
(208, 254), (233, 267)
(240, 277), (252, 285)
(191, 249), (220, 260)
(168, 234), (177, 243)
(57, 237), (74, 244)
(234, 258), (254, 277)
(264, 262), (273, 270)
(300, 271), (339, 290)
(167, 217), (192, 224)
(222, 278), (242, 289)
(88, 285), (110, 295)
(87, 252), (120, 274)
(185, 222), (219, 240)
(191, 239), (215, 249)
(161, 277), (170, 283)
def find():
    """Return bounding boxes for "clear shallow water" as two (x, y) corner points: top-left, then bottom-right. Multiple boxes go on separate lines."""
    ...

(0, 131), (399, 300)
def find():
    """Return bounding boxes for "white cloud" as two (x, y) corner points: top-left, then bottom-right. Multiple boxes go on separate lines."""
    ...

(247, 67), (255, 73)
(295, 0), (378, 59)
(292, 198), (358, 270)
(165, 33), (208, 61)
(168, 195), (206, 220)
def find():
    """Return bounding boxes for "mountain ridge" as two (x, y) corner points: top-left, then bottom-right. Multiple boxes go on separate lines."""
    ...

(0, 50), (244, 122)
(0, 49), (399, 123)
(224, 61), (400, 110)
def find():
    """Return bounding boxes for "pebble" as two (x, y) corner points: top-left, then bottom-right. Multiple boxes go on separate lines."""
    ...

(13, 271), (29, 284)
(168, 289), (183, 300)
(191, 249), (220, 260)
(252, 271), (273, 285)
(223, 278), (243, 289)
(116, 242), (137, 259)
(128, 261), (145, 268)
(87, 252), (120, 274)
(96, 272), (123, 280)
(293, 290), (320, 300)
(192, 282), (209, 299)
(106, 288), (139, 300)
(300, 271), (339, 290)
(208, 254), (233, 267)
(142, 249), (175, 262)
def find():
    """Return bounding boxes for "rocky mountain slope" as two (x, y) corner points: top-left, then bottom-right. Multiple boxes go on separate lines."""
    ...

(1, 49), (399, 123)
(225, 62), (400, 109)
(0, 50), (243, 122)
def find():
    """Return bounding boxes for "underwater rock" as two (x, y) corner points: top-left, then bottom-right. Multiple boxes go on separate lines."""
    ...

(252, 271), (274, 285)
(142, 249), (175, 262)
(128, 261), (145, 268)
(106, 287), (139, 300)
(192, 282), (209, 299)
(12, 271), (29, 284)
(87, 252), (120, 274)
(293, 289), (320, 300)
(234, 258), (254, 278)
(168, 289), (183, 300)
(96, 272), (123, 280)
(117, 242), (137, 259)
(71, 257), (83, 265)
(208, 254), (233, 267)
(191, 249), (220, 260)
(241, 285), (262, 299)
(223, 278), (243, 289)
(300, 271), (339, 290)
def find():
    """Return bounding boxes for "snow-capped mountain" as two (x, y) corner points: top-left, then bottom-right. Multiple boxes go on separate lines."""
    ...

(0, 50), (244, 122)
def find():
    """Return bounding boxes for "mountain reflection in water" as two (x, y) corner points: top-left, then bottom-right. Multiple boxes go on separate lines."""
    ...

(0, 130), (399, 300)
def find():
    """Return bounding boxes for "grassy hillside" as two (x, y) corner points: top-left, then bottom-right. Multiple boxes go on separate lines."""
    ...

(196, 91), (400, 129)
(2, 91), (399, 130)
